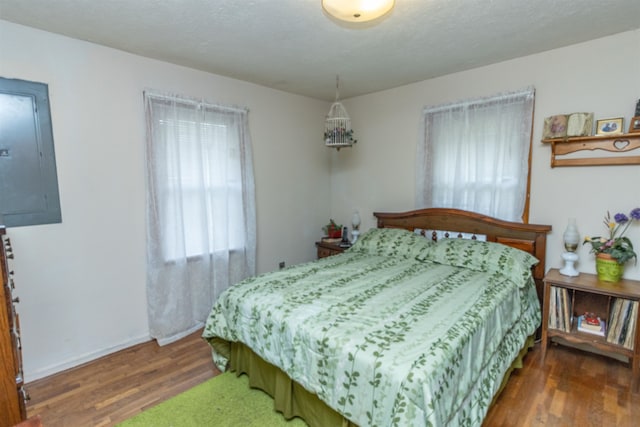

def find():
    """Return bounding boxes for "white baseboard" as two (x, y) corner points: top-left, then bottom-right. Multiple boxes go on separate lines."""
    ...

(156, 322), (204, 346)
(24, 333), (151, 383)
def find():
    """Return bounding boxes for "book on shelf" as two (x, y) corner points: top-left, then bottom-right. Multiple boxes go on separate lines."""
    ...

(548, 286), (557, 329)
(619, 302), (633, 344)
(562, 288), (572, 332)
(581, 312), (602, 329)
(606, 298), (638, 349)
(321, 237), (342, 244)
(576, 314), (606, 336)
(548, 286), (572, 332)
(606, 299), (623, 344)
(623, 302), (638, 349)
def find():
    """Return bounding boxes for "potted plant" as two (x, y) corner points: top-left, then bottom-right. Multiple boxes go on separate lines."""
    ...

(583, 208), (640, 282)
(323, 219), (342, 239)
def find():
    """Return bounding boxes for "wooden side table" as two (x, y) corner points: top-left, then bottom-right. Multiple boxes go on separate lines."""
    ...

(315, 241), (345, 259)
(541, 268), (640, 390)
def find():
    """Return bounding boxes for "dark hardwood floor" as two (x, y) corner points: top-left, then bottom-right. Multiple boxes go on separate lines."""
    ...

(484, 342), (639, 426)
(24, 332), (639, 426)
(25, 330), (219, 427)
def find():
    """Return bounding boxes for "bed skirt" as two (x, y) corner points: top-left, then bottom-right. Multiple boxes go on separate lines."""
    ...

(225, 340), (353, 427)
(209, 334), (535, 427)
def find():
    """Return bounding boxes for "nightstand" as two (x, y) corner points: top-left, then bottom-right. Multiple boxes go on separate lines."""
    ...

(315, 241), (345, 258)
(541, 268), (640, 389)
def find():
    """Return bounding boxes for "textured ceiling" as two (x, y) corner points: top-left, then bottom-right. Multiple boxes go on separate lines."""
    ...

(1, 0), (639, 101)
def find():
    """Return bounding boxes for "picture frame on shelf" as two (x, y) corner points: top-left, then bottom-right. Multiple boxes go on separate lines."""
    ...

(542, 114), (568, 139)
(595, 117), (624, 136)
(629, 116), (640, 133)
(566, 112), (594, 137)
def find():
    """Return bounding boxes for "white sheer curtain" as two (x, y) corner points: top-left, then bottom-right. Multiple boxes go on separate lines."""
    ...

(416, 87), (535, 222)
(144, 91), (256, 345)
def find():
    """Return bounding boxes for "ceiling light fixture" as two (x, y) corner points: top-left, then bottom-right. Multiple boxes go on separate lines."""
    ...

(322, 0), (395, 23)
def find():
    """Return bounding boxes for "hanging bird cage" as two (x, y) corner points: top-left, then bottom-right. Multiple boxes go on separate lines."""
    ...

(324, 77), (356, 150)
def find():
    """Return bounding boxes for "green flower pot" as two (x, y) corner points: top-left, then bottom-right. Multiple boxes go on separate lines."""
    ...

(595, 254), (624, 282)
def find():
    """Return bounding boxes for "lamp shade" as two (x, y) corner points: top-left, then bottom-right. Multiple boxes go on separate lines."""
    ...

(322, 0), (395, 23)
(560, 218), (580, 277)
(352, 210), (361, 230)
(563, 218), (580, 252)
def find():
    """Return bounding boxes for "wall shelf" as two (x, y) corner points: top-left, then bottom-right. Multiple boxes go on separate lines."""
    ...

(541, 133), (640, 167)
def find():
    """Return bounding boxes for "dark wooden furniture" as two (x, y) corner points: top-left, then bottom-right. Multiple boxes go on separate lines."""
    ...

(315, 240), (345, 258)
(1, 226), (27, 426)
(541, 268), (640, 389)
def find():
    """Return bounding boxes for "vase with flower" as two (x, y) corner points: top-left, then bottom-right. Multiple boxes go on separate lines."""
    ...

(583, 208), (640, 282)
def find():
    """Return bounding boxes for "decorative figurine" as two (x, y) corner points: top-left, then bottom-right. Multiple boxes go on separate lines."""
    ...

(630, 99), (640, 133)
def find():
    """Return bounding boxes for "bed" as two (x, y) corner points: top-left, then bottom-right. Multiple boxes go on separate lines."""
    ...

(203, 208), (551, 426)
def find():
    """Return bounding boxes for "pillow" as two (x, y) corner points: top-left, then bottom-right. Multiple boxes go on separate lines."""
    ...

(419, 238), (539, 286)
(349, 227), (435, 259)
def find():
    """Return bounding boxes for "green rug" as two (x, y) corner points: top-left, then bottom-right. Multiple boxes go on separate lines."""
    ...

(117, 372), (307, 427)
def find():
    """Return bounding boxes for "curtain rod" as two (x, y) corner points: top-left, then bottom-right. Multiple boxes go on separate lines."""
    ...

(422, 86), (534, 114)
(144, 90), (249, 114)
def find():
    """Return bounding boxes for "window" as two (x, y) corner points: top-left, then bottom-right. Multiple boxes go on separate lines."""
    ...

(416, 87), (535, 222)
(145, 95), (253, 261)
(144, 91), (256, 344)
(144, 92), (256, 345)
(158, 116), (244, 260)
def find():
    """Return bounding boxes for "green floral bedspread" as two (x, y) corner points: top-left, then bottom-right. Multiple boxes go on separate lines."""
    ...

(203, 230), (541, 427)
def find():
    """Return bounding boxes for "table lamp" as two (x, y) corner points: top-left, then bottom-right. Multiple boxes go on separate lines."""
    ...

(559, 218), (580, 277)
(351, 210), (361, 244)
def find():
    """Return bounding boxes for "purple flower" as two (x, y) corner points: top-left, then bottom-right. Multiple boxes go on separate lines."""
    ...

(614, 213), (629, 224)
(585, 208), (640, 264)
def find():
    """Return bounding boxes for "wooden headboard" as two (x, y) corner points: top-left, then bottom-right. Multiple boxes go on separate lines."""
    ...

(374, 208), (552, 290)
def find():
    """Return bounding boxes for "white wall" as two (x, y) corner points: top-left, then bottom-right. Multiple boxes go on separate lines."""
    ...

(0, 20), (331, 381)
(331, 30), (640, 281)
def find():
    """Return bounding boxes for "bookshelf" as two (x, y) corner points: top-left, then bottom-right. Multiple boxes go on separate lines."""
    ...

(541, 269), (640, 389)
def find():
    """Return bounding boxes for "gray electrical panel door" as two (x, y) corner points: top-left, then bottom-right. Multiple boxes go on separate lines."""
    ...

(0, 77), (62, 227)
